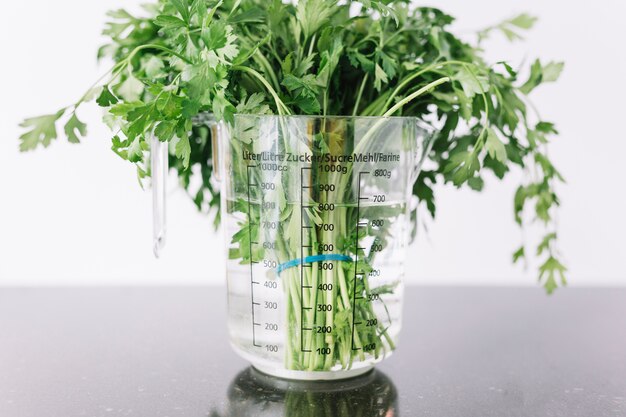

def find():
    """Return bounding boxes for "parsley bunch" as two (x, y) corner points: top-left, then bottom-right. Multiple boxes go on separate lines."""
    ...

(19, 0), (566, 292)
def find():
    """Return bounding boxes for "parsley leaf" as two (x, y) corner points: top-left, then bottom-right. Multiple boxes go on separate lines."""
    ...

(18, 110), (65, 151)
(63, 113), (88, 144)
(175, 134), (191, 168)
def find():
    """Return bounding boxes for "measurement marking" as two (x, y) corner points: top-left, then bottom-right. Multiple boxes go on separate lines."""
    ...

(252, 281), (260, 285)
(302, 285), (313, 289)
(357, 222), (368, 227)
(302, 245), (313, 248)
(247, 165), (259, 348)
(354, 321), (362, 325)
(302, 264), (313, 268)
(251, 261), (259, 264)
(302, 349), (312, 352)
(253, 322), (261, 326)
(302, 226), (313, 229)
(355, 296), (364, 300)
(301, 205), (314, 209)
(300, 167), (306, 353)
(252, 302), (260, 306)
(303, 327), (313, 331)
(357, 247), (367, 250)
(359, 197), (369, 201)
(248, 183), (257, 187)
(251, 241), (258, 245)
(351, 171), (369, 351)
(303, 307), (313, 310)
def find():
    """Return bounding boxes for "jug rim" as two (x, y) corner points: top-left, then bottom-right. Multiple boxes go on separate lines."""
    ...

(229, 113), (419, 121)
(192, 112), (421, 124)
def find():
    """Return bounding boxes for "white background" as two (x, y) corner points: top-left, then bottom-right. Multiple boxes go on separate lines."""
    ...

(0, 0), (624, 287)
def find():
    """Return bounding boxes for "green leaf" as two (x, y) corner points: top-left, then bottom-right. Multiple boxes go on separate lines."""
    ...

(229, 7), (265, 24)
(538, 256), (567, 294)
(18, 110), (65, 151)
(236, 93), (270, 114)
(377, 50), (397, 80)
(362, 0), (399, 24)
(181, 99), (201, 118)
(125, 104), (158, 140)
(536, 121), (558, 135)
(154, 120), (177, 141)
(202, 20), (228, 51)
(175, 134), (191, 168)
(169, 0), (190, 23)
(444, 151), (481, 186)
(296, 0), (335, 38)
(497, 61), (517, 78)
(455, 67), (488, 98)
(282, 74), (323, 95)
(508, 14), (537, 30)
(537, 232), (557, 256)
(154, 14), (187, 29)
(535, 189), (557, 223)
(143, 56), (166, 79)
(520, 60), (542, 95)
(485, 128), (508, 163)
(293, 94), (321, 114)
(542, 62), (564, 83)
(499, 27), (522, 42)
(317, 36), (344, 86)
(116, 73), (144, 102)
(212, 91), (236, 123)
(127, 137), (144, 163)
(96, 86), (119, 107)
(520, 60), (564, 94)
(63, 113), (88, 144)
(512, 246), (525, 264)
(478, 13), (537, 42)
(348, 50), (375, 72)
(467, 176), (484, 191)
(483, 155), (508, 179)
(374, 63), (388, 91)
(535, 153), (565, 182)
(156, 91), (181, 118)
(281, 53), (293, 75)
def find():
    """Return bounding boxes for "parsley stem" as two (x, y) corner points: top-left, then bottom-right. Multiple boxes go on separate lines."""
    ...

(382, 76), (451, 117)
(352, 74), (369, 117)
(382, 60), (481, 113)
(307, 34), (317, 58)
(460, 63), (490, 156)
(254, 50), (281, 92)
(126, 44), (192, 65)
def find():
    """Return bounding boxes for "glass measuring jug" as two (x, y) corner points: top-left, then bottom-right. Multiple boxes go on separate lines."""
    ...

(152, 114), (433, 380)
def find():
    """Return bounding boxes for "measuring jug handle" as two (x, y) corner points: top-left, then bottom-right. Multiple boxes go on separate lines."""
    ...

(151, 135), (168, 258)
(207, 115), (223, 182)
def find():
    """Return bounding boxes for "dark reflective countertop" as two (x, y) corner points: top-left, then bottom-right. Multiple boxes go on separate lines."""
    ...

(1, 287), (625, 417)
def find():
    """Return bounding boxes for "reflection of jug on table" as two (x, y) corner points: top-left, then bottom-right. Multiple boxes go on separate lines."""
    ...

(226, 366), (398, 417)
(152, 114), (433, 380)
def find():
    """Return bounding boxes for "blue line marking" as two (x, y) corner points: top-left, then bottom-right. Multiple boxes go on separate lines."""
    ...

(276, 254), (353, 275)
